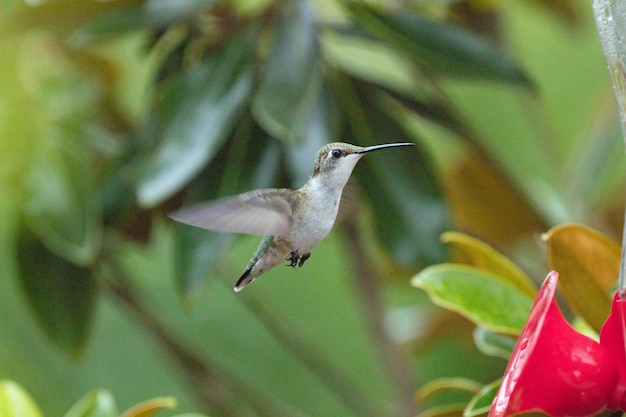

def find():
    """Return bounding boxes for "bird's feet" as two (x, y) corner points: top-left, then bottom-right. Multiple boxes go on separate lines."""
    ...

(286, 251), (299, 267)
(298, 252), (310, 267)
(286, 251), (311, 268)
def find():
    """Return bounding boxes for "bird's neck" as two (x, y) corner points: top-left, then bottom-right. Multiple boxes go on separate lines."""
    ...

(303, 171), (349, 198)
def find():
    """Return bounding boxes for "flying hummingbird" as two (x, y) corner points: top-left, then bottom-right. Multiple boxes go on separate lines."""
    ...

(169, 141), (414, 291)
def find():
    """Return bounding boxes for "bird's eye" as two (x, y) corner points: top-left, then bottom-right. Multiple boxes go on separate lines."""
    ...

(331, 149), (342, 158)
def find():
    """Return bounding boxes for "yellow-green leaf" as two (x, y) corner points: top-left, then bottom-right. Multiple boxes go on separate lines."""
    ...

(120, 397), (177, 417)
(417, 404), (466, 417)
(63, 390), (116, 417)
(417, 377), (483, 402)
(544, 223), (619, 332)
(0, 381), (43, 417)
(441, 231), (536, 297)
(412, 264), (534, 335)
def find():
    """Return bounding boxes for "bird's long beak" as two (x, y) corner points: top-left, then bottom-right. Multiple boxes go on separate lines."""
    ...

(356, 142), (414, 154)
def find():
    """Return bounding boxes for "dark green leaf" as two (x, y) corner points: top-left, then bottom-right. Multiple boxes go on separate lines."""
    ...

(285, 78), (338, 186)
(347, 3), (532, 85)
(71, 0), (217, 43)
(371, 81), (470, 138)
(338, 73), (449, 266)
(23, 140), (101, 266)
(16, 234), (98, 356)
(358, 144), (448, 266)
(137, 26), (257, 207)
(63, 390), (117, 417)
(252, 0), (322, 141)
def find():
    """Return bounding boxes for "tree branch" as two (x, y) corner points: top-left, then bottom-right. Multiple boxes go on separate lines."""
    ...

(102, 259), (307, 417)
(236, 288), (390, 417)
(342, 218), (421, 417)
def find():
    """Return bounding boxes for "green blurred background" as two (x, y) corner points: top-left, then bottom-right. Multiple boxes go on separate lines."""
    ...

(0, 1), (622, 416)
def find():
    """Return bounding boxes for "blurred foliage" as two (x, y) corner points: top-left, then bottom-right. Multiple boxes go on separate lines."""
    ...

(0, 0), (623, 416)
(0, 380), (203, 417)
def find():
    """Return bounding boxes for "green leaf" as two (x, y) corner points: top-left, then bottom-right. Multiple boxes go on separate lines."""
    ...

(23, 140), (101, 266)
(372, 81), (470, 139)
(0, 381), (43, 417)
(252, 0), (322, 141)
(411, 264), (534, 335)
(63, 390), (117, 417)
(472, 327), (515, 359)
(464, 379), (500, 417)
(16, 234), (98, 356)
(441, 231), (536, 298)
(137, 26), (256, 207)
(347, 3), (532, 85)
(71, 0), (217, 43)
(338, 74), (449, 266)
(544, 223), (618, 332)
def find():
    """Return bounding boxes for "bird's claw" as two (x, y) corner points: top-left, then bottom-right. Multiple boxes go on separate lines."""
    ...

(298, 252), (310, 267)
(286, 251), (311, 268)
(286, 251), (299, 267)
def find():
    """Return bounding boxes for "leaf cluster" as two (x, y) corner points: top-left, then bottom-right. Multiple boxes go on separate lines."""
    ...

(412, 226), (620, 417)
(0, 380), (204, 417)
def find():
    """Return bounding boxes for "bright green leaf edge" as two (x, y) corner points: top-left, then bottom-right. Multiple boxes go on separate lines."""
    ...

(464, 379), (500, 417)
(411, 264), (534, 335)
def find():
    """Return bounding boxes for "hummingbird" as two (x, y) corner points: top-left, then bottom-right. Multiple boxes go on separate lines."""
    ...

(168, 141), (414, 291)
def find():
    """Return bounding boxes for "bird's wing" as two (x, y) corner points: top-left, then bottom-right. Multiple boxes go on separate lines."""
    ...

(168, 188), (296, 237)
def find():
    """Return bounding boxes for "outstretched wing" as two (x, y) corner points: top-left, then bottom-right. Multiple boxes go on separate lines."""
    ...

(168, 188), (296, 237)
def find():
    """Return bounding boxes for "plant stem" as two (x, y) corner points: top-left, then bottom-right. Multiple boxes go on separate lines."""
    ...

(342, 218), (420, 417)
(102, 260), (307, 417)
(237, 287), (390, 417)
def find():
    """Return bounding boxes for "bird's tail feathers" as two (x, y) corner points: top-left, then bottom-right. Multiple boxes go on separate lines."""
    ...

(234, 268), (254, 292)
